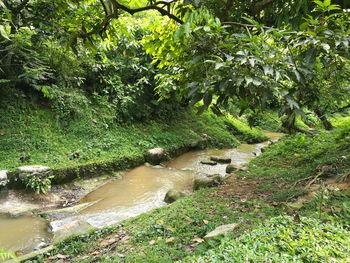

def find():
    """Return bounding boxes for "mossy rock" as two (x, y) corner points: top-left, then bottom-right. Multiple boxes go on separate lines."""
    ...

(53, 220), (93, 243)
(210, 156), (232, 164)
(164, 189), (188, 203)
(193, 174), (223, 190)
(145, 148), (169, 165)
(200, 160), (218, 166)
(226, 164), (238, 174)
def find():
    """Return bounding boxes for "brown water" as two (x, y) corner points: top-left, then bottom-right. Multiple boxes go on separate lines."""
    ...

(0, 214), (50, 252)
(0, 131), (283, 253)
(50, 166), (194, 230)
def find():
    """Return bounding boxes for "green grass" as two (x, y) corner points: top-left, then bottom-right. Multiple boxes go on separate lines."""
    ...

(182, 215), (350, 262)
(0, 88), (266, 175)
(242, 117), (350, 202)
(4, 88), (349, 262)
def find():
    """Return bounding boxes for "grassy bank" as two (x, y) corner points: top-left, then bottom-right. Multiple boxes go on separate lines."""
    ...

(0, 88), (266, 182)
(25, 118), (350, 262)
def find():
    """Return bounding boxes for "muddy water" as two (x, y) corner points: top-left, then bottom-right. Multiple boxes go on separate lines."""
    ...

(0, 190), (53, 253)
(50, 166), (194, 229)
(0, 214), (50, 252)
(0, 132), (283, 254)
(167, 132), (282, 174)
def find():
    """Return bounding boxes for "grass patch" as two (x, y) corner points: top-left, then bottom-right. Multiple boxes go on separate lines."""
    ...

(242, 118), (350, 191)
(182, 215), (350, 262)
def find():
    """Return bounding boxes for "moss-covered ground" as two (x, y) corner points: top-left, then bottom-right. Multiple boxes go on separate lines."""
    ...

(23, 117), (350, 263)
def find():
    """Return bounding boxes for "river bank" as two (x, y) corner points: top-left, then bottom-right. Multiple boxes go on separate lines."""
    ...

(0, 91), (269, 258)
(0, 89), (266, 173)
(18, 117), (350, 263)
(0, 131), (278, 258)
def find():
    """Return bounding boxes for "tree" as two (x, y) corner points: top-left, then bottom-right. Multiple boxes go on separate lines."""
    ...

(1, 0), (349, 130)
(142, 0), (350, 131)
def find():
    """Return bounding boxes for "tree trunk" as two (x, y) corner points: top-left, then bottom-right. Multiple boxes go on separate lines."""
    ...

(314, 109), (334, 130)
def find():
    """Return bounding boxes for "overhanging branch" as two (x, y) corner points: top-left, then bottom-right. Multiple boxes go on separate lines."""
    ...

(111, 0), (183, 24)
(81, 0), (183, 38)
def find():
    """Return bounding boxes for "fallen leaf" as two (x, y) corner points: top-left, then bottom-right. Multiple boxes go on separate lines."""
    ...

(192, 237), (204, 243)
(165, 237), (175, 243)
(56, 254), (69, 260)
(121, 235), (130, 243)
(99, 240), (110, 248)
(203, 220), (209, 225)
(149, 240), (156, 245)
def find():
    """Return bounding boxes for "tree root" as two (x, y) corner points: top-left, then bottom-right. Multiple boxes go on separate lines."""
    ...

(290, 172), (324, 189)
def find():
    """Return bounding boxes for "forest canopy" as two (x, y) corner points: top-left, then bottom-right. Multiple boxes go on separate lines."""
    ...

(1, 0), (349, 130)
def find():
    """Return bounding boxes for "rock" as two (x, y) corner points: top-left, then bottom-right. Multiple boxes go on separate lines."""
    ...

(18, 165), (50, 174)
(164, 189), (187, 203)
(268, 140), (276, 145)
(193, 174), (223, 190)
(39, 201), (99, 220)
(190, 134), (210, 149)
(210, 156), (231, 164)
(226, 164), (239, 174)
(145, 148), (169, 165)
(18, 165), (51, 180)
(53, 220), (93, 243)
(0, 170), (8, 188)
(34, 241), (49, 250)
(238, 166), (248, 171)
(200, 160), (217, 166)
(204, 223), (239, 240)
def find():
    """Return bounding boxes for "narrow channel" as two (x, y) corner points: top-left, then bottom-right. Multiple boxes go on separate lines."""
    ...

(0, 132), (282, 254)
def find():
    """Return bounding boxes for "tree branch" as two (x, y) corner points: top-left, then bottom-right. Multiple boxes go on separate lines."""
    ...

(81, 0), (183, 38)
(99, 0), (109, 16)
(111, 0), (183, 24)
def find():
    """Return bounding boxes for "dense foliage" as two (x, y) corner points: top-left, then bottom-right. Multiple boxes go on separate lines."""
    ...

(1, 0), (349, 130)
(0, 0), (181, 123)
(145, 0), (350, 131)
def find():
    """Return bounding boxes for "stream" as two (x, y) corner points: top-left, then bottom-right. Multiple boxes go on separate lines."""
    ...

(0, 132), (282, 254)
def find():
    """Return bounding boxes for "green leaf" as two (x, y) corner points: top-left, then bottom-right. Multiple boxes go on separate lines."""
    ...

(215, 62), (225, 70)
(203, 26), (210, 32)
(0, 25), (9, 40)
